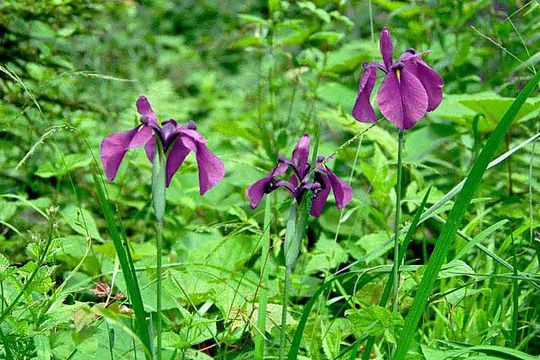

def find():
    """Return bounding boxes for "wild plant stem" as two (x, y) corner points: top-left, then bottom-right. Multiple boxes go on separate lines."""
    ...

(280, 202), (298, 360)
(156, 218), (163, 360)
(254, 198), (272, 360)
(151, 141), (166, 360)
(392, 130), (404, 314)
(279, 264), (292, 360)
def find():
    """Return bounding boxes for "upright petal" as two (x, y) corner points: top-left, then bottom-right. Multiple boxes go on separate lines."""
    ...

(177, 130), (225, 194)
(380, 27), (393, 70)
(376, 69), (428, 130)
(100, 127), (140, 181)
(310, 172), (331, 217)
(403, 57), (443, 111)
(323, 167), (353, 209)
(291, 134), (310, 177)
(136, 96), (158, 124)
(160, 119), (179, 149)
(352, 66), (378, 123)
(246, 162), (289, 209)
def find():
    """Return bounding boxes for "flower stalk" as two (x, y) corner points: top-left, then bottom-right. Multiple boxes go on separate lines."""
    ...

(392, 130), (404, 313)
(151, 140), (166, 360)
(279, 197), (310, 360)
(254, 197), (272, 360)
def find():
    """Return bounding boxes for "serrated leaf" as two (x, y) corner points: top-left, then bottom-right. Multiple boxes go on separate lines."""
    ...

(346, 305), (403, 338)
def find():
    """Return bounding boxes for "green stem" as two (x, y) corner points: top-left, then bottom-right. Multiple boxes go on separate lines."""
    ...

(255, 198), (272, 359)
(280, 202), (298, 360)
(152, 141), (167, 360)
(392, 130), (404, 314)
(156, 218), (163, 360)
(280, 264), (292, 359)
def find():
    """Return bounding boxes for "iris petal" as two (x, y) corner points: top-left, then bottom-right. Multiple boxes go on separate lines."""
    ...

(177, 129), (225, 194)
(129, 125), (153, 149)
(100, 127), (140, 181)
(145, 136), (155, 163)
(323, 167), (353, 209)
(376, 68), (428, 130)
(246, 176), (273, 209)
(310, 173), (331, 217)
(380, 27), (393, 70)
(292, 134), (310, 177)
(404, 57), (443, 111)
(352, 66), (378, 123)
(164, 139), (191, 187)
(136, 96), (158, 124)
(246, 162), (289, 209)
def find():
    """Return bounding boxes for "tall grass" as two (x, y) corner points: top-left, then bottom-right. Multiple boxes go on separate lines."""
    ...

(92, 167), (152, 359)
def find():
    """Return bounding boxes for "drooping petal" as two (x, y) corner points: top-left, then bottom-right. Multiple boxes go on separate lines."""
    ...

(176, 130), (225, 194)
(246, 176), (273, 209)
(246, 161), (289, 209)
(352, 66), (378, 123)
(402, 56), (443, 112)
(164, 138), (191, 187)
(291, 134), (310, 178)
(310, 172), (331, 217)
(380, 27), (393, 70)
(136, 96), (158, 124)
(323, 167), (353, 209)
(100, 127), (140, 181)
(376, 68), (428, 130)
(129, 125), (153, 149)
(145, 136), (155, 163)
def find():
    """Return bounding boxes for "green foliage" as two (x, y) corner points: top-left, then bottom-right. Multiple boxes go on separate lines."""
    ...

(1, 0), (539, 359)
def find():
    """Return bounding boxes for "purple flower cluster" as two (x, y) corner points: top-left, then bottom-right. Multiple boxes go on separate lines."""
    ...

(100, 96), (224, 194)
(100, 27), (443, 217)
(353, 27), (443, 129)
(246, 134), (353, 217)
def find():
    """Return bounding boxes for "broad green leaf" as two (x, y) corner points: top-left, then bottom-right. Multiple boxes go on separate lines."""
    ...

(61, 206), (102, 240)
(346, 305), (403, 338)
(36, 153), (92, 178)
(438, 260), (475, 278)
(460, 96), (540, 131)
(305, 235), (348, 274)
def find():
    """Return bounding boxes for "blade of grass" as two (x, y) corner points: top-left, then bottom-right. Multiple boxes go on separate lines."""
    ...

(92, 168), (152, 359)
(454, 220), (509, 260)
(288, 270), (384, 360)
(450, 344), (537, 360)
(362, 187), (432, 360)
(510, 234), (519, 347)
(394, 70), (540, 359)
(336, 130), (540, 277)
(432, 215), (518, 274)
(417, 131), (540, 227)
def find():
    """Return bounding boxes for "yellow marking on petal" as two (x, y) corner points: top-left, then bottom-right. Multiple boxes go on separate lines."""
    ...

(396, 69), (401, 81)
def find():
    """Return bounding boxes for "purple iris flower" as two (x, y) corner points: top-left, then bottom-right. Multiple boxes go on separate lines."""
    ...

(352, 27), (443, 130)
(246, 134), (353, 217)
(100, 96), (225, 194)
